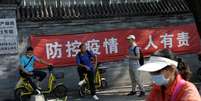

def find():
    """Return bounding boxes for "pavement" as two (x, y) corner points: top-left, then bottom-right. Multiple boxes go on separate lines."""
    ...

(1, 59), (201, 101)
(67, 95), (145, 101)
(3, 85), (149, 101)
(1, 59), (151, 101)
(60, 85), (149, 101)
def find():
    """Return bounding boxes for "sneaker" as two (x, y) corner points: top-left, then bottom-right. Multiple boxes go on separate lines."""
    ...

(127, 91), (136, 96)
(36, 89), (41, 94)
(137, 91), (145, 97)
(37, 86), (42, 90)
(33, 89), (41, 95)
(93, 95), (99, 100)
(36, 82), (42, 90)
(78, 79), (86, 86)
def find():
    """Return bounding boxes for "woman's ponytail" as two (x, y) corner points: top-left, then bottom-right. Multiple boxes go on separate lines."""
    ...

(177, 58), (192, 81)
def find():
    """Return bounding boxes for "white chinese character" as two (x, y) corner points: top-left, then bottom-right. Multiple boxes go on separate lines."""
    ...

(177, 32), (190, 47)
(65, 40), (81, 57)
(86, 39), (100, 55)
(103, 37), (119, 54)
(160, 33), (174, 48)
(46, 42), (62, 59)
(144, 34), (158, 50)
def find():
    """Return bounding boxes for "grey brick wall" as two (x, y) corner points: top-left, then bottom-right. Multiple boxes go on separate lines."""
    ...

(0, 4), (200, 100)
(0, 4), (19, 100)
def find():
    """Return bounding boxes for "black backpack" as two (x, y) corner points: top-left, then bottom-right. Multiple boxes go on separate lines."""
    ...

(133, 46), (144, 66)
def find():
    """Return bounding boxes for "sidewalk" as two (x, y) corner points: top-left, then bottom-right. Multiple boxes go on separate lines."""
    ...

(2, 82), (201, 101)
(66, 85), (149, 101)
(2, 60), (201, 101)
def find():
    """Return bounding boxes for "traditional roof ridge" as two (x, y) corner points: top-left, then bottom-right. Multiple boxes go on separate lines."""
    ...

(16, 0), (190, 21)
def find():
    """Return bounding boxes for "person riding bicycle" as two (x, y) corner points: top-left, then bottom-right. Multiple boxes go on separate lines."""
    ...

(17, 46), (52, 94)
(76, 43), (99, 100)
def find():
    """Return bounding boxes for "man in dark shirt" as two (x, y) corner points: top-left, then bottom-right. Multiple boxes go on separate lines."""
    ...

(76, 43), (99, 100)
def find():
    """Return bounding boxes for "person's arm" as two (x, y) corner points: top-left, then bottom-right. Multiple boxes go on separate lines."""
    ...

(18, 65), (33, 75)
(93, 55), (98, 69)
(89, 51), (98, 69)
(180, 82), (201, 101)
(35, 56), (52, 66)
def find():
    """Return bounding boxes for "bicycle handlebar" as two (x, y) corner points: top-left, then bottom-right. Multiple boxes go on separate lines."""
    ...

(48, 65), (53, 72)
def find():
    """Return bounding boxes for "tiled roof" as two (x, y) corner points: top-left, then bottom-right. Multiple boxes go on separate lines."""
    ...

(16, 0), (190, 21)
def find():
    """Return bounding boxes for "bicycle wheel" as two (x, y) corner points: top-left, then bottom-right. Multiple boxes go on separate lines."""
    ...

(79, 85), (85, 97)
(197, 68), (201, 81)
(101, 79), (108, 89)
(14, 88), (30, 101)
(53, 85), (67, 98)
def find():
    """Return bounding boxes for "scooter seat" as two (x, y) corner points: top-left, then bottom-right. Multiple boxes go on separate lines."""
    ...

(54, 72), (64, 79)
(98, 66), (108, 69)
(98, 68), (107, 74)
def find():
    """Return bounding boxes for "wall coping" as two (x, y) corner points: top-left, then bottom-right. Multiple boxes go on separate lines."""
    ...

(0, 4), (17, 10)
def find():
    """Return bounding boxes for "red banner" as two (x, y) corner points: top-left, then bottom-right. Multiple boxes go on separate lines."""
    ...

(30, 23), (201, 68)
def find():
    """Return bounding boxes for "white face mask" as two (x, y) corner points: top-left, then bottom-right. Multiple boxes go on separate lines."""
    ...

(151, 74), (169, 86)
(26, 54), (33, 58)
(26, 51), (33, 58)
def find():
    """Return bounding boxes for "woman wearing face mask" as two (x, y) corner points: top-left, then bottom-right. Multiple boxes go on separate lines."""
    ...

(138, 49), (201, 101)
